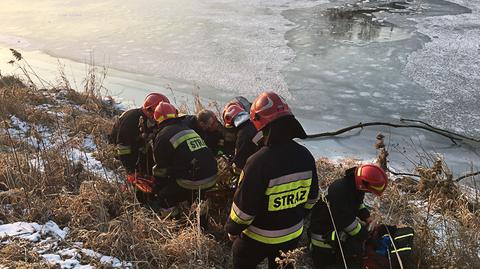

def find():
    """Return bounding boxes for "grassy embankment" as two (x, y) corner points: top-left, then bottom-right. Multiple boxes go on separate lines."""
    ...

(0, 64), (478, 268)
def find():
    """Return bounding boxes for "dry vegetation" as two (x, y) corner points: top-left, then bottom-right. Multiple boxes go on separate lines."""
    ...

(0, 66), (479, 268)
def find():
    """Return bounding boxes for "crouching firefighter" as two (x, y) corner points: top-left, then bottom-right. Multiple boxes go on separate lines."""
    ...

(108, 92), (170, 203)
(151, 102), (218, 223)
(225, 91), (319, 269)
(309, 164), (388, 269)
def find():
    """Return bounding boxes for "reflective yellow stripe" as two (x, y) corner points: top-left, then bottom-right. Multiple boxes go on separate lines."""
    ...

(172, 133), (199, 148)
(311, 239), (333, 249)
(391, 247), (412, 253)
(304, 195), (319, 209)
(229, 203), (254, 225)
(370, 183), (385, 192)
(331, 231), (336, 241)
(359, 203), (367, 210)
(394, 233), (414, 240)
(265, 178), (312, 195)
(116, 145), (132, 156)
(238, 170), (245, 183)
(347, 223), (362, 236)
(156, 113), (177, 123)
(243, 222), (303, 244)
(176, 175), (217, 190)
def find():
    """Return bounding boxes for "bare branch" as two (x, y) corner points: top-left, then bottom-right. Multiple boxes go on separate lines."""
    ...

(305, 121), (480, 145)
(455, 171), (480, 182)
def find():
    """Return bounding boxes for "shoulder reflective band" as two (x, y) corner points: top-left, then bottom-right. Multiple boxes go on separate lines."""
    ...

(169, 130), (198, 148)
(266, 171), (313, 194)
(394, 233), (414, 240)
(265, 176), (312, 195)
(242, 220), (303, 244)
(229, 202), (254, 225)
(344, 219), (362, 236)
(391, 247), (412, 253)
(304, 195), (319, 209)
(311, 234), (332, 249)
(116, 145), (132, 156)
(176, 175), (217, 190)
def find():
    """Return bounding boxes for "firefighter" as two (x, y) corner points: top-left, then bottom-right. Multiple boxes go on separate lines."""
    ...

(222, 101), (259, 175)
(181, 109), (225, 155)
(108, 93), (169, 201)
(309, 164), (388, 269)
(222, 96), (252, 157)
(225, 91), (319, 269)
(151, 102), (218, 218)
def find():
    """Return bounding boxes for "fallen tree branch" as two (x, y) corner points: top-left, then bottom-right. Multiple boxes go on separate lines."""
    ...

(454, 171), (480, 182)
(305, 121), (479, 145)
(387, 169), (421, 179)
(400, 118), (480, 143)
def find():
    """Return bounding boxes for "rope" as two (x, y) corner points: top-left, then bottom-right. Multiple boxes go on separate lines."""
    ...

(384, 225), (404, 269)
(322, 189), (349, 269)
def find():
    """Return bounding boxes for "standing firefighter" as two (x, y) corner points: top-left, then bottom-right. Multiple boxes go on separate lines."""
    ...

(152, 102), (217, 220)
(225, 92), (319, 269)
(222, 101), (259, 175)
(109, 93), (170, 199)
(309, 164), (388, 269)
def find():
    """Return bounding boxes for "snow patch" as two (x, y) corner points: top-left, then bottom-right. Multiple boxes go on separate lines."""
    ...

(0, 221), (131, 268)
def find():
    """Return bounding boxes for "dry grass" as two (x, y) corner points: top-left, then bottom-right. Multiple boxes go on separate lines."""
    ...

(1, 72), (479, 268)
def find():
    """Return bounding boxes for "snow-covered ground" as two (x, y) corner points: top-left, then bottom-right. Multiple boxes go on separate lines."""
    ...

(1, 91), (118, 182)
(0, 221), (130, 268)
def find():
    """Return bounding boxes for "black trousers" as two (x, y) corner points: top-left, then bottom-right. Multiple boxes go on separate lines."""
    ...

(311, 245), (362, 269)
(232, 234), (300, 269)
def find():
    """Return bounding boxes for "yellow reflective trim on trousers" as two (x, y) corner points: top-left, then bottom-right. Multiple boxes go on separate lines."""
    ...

(394, 233), (414, 240)
(391, 247), (412, 253)
(176, 175), (217, 190)
(243, 226), (303, 245)
(265, 178), (312, 195)
(172, 133), (199, 148)
(311, 239), (333, 249)
(116, 147), (132, 156)
(347, 223), (362, 236)
(229, 208), (254, 225)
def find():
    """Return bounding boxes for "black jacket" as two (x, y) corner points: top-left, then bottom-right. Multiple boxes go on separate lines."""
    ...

(109, 108), (156, 174)
(310, 168), (370, 248)
(232, 120), (258, 170)
(152, 118), (217, 190)
(225, 140), (319, 244)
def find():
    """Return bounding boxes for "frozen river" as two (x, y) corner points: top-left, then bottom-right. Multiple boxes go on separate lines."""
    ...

(0, 0), (479, 177)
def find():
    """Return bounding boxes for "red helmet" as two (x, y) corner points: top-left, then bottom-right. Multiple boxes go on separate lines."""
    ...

(355, 164), (388, 196)
(250, 91), (293, 131)
(142, 93), (170, 118)
(223, 103), (247, 128)
(153, 102), (178, 124)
